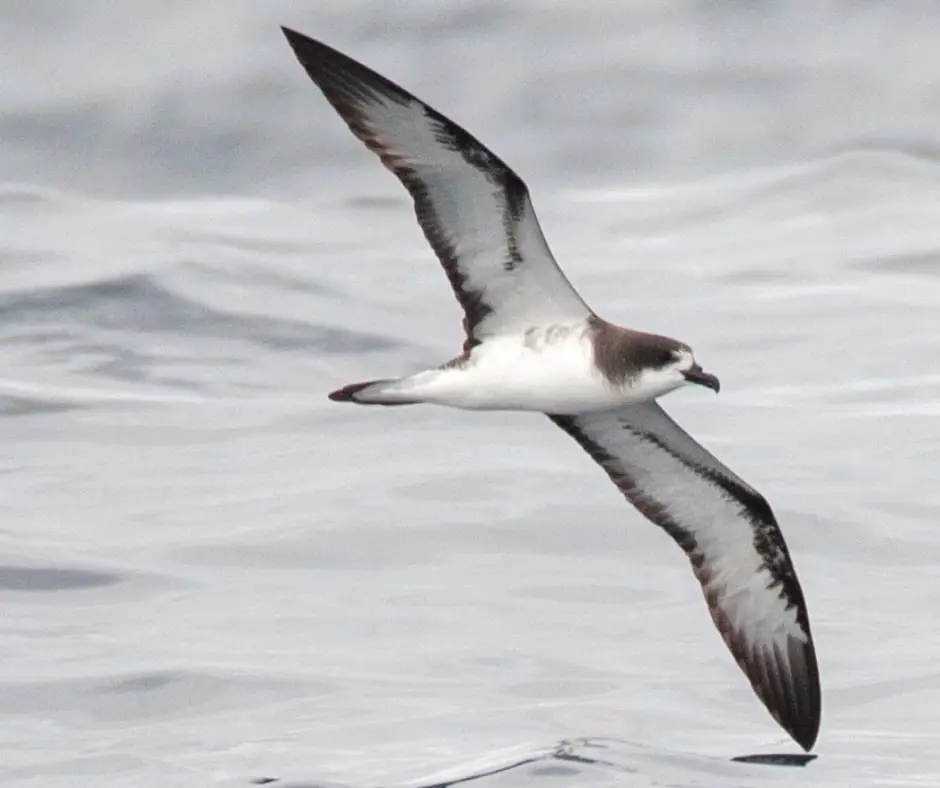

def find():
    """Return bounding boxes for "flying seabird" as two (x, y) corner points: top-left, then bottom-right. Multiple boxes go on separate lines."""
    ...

(281, 27), (821, 752)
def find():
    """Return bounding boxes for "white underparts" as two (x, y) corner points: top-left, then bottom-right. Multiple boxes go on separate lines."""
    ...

(360, 323), (687, 413)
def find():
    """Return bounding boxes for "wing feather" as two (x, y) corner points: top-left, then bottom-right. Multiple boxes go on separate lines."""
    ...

(282, 28), (590, 349)
(550, 402), (820, 751)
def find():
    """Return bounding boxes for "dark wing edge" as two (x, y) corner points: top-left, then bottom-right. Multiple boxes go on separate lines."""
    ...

(548, 409), (821, 751)
(281, 27), (585, 349)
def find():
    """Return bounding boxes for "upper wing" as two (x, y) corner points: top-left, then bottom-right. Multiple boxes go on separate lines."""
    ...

(549, 402), (820, 751)
(282, 28), (591, 349)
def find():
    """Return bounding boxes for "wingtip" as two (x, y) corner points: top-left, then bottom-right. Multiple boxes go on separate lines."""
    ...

(280, 26), (307, 54)
(712, 600), (821, 753)
(280, 26), (319, 58)
(750, 693), (819, 753)
(768, 643), (821, 752)
(794, 709), (821, 753)
(786, 710), (820, 753)
(796, 731), (819, 754)
(280, 26), (354, 81)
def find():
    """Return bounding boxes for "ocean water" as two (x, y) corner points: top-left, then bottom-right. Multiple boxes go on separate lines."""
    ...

(3, 2), (940, 786)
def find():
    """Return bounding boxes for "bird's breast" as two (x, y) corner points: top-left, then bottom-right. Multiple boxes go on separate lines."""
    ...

(440, 327), (623, 412)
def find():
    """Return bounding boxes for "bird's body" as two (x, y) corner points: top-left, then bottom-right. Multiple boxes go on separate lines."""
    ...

(335, 319), (692, 412)
(282, 26), (821, 753)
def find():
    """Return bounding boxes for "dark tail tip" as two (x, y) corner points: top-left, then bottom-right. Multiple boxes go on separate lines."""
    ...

(328, 379), (419, 407)
(328, 381), (375, 403)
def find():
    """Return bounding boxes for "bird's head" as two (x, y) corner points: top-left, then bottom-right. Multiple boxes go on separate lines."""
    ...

(673, 344), (721, 393)
(633, 341), (721, 398)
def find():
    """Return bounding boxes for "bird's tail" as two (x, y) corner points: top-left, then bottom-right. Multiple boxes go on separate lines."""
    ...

(328, 378), (422, 406)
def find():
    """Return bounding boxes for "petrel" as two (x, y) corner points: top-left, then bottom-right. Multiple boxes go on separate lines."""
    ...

(281, 27), (821, 751)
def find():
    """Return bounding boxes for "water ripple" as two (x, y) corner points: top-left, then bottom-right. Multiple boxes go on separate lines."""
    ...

(0, 273), (398, 354)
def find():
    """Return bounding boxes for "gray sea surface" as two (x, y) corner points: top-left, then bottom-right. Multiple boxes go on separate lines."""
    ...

(3, 2), (940, 786)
